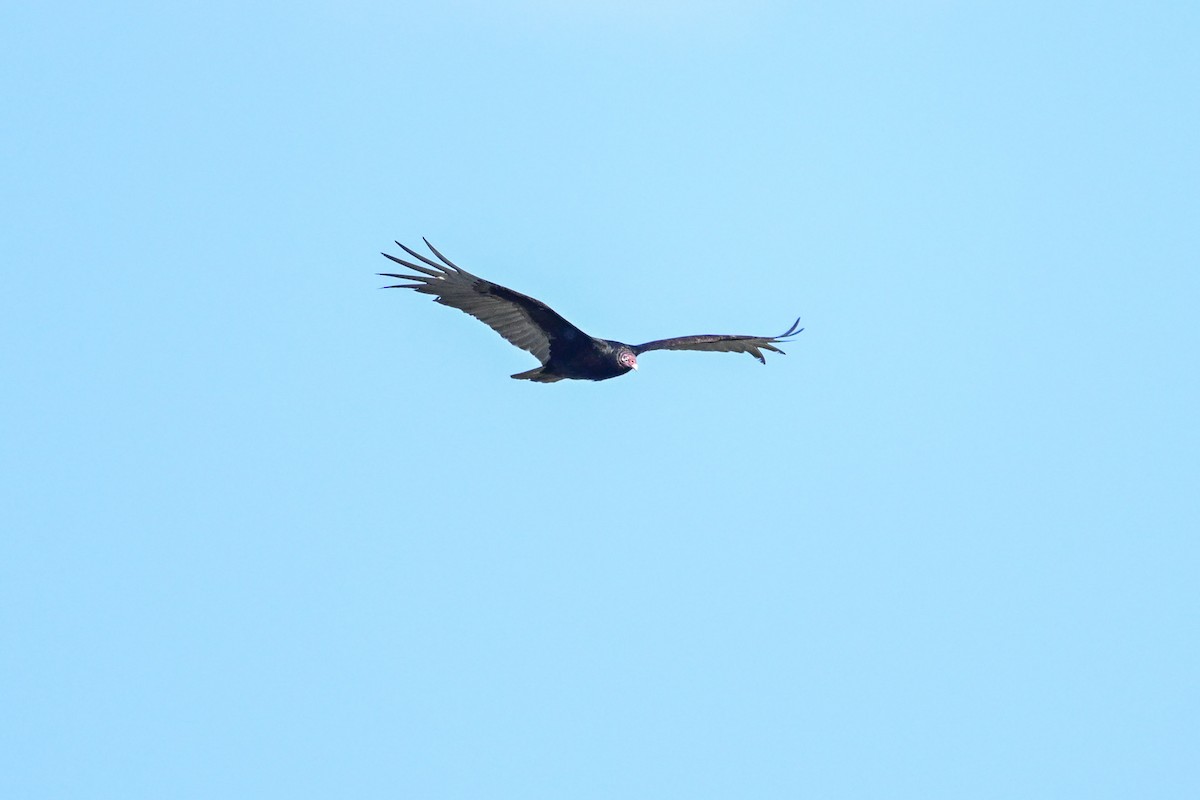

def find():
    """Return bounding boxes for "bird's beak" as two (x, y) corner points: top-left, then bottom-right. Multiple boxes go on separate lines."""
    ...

(631, 360), (638, 370)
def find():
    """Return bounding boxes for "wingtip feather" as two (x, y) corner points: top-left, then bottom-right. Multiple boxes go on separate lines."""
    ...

(775, 316), (804, 339)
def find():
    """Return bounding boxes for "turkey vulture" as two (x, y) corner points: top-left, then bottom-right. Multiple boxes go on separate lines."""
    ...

(380, 239), (803, 383)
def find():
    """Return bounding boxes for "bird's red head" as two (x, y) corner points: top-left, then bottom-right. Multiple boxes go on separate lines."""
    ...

(618, 349), (638, 371)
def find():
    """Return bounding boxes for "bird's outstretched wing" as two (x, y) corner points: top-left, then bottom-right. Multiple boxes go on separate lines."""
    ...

(631, 318), (804, 364)
(380, 239), (590, 364)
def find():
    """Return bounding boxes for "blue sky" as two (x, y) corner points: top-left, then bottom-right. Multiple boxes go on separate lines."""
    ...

(3, 1), (1198, 797)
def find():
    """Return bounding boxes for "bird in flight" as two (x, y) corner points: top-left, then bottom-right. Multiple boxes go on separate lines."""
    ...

(380, 239), (803, 383)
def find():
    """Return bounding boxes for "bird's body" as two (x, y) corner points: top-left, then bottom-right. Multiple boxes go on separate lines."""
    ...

(511, 337), (636, 383)
(380, 239), (802, 383)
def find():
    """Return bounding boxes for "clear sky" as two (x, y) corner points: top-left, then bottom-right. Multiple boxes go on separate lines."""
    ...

(3, 1), (1198, 797)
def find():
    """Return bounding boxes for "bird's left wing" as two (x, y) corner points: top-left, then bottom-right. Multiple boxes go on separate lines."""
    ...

(380, 239), (589, 365)
(631, 317), (804, 364)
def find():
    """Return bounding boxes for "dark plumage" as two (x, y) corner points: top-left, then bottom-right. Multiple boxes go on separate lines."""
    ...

(380, 239), (803, 383)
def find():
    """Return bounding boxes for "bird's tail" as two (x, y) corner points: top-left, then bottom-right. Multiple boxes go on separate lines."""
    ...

(511, 366), (566, 383)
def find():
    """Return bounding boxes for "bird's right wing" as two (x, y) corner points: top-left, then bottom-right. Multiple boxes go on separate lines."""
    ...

(631, 318), (804, 364)
(380, 239), (590, 365)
